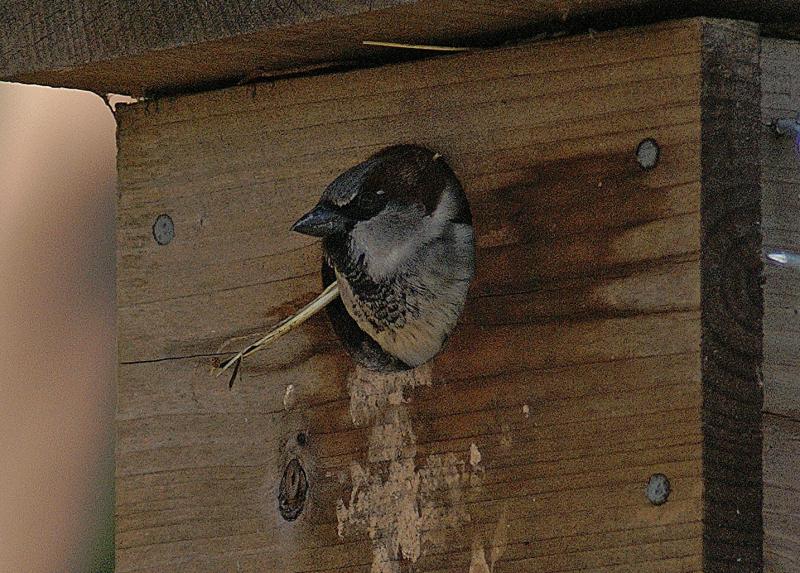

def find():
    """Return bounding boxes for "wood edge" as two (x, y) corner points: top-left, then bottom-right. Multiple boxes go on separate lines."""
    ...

(699, 17), (764, 572)
(3, 10), (728, 97)
(111, 16), (706, 124)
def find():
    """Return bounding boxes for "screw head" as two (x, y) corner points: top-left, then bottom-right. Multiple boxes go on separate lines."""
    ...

(636, 138), (660, 170)
(152, 214), (174, 245)
(645, 473), (671, 505)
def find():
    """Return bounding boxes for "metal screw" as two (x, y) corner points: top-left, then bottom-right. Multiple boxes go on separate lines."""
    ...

(152, 214), (174, 245)
(771, 113), (800, 138)
(645, 473), (670, 505)
(278, 458), (308, 521)
(636, 138), (660, 170)
(766, 250), (800, 270)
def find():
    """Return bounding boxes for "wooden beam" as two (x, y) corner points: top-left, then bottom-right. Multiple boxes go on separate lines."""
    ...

(2, 0), (800, 96)
(115, 17), (764, 572)
(760, 36), (800, 572)
(699, 19), (763, 571)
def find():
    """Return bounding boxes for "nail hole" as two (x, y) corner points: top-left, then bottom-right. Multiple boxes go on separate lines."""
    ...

(152, 214), (175, 245)
(645, 473), (670, 505)
(636, 138), (660, 170)
(296, 432), (307, 447)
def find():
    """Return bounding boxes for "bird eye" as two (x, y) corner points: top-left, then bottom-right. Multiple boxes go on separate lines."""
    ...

(348, 187), (386, 219)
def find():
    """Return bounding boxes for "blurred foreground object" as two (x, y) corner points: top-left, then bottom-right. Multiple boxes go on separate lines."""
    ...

(0, 83), (116, 573)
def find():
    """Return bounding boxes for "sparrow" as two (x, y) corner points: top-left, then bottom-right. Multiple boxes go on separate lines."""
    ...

(292, 144), (475, 371)
(217, 145), (474, 383)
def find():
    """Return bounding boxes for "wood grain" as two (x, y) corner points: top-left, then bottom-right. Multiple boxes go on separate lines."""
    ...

(115, 18), (764, 573)
(3, 0), (800, 96)
(760, 36), (800, 573)
(700, 19), (763, 572)
(763, 415), (800, 573)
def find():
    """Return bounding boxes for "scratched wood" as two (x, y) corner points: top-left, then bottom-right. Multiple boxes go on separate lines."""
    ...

(760, 37), (800, 573)
(115, 18), (763, 572)
(2, 0), (800, 95)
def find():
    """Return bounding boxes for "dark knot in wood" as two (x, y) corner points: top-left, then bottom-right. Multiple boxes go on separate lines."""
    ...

(278, 458), (308, 521)
(702, 210), (763, 377)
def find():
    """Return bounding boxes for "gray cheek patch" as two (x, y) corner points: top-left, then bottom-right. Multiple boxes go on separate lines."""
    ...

(350, 204), (428, 279)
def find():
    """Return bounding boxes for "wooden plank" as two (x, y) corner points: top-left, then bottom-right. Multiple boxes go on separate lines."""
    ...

(2, 0), (800, 96)
(760, 36), (800, 573)
(763, 415), (800, 572)
(115, 19), (705, 363)
(699, 19), (764, 573)
(115, 18), (763, 572)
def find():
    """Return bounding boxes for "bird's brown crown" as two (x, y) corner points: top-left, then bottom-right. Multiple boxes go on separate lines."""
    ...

(320, 144), (470, 225)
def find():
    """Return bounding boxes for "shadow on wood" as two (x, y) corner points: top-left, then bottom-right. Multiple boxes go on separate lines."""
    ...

(113, 17), (769, 573)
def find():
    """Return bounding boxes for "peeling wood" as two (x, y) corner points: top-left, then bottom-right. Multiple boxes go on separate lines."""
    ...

(336, 365), (480, 570)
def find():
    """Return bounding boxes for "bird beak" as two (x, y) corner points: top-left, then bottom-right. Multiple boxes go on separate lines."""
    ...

(291, 204), (350, 237)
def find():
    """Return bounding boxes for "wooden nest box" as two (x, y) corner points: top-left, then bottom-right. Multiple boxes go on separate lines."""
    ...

(4, 2), (799, 571)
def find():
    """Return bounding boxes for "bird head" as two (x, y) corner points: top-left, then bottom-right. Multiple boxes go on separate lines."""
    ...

(219, 145), (474, 382)
(291, 145), (471, 278)
(291, 145), (474, 372)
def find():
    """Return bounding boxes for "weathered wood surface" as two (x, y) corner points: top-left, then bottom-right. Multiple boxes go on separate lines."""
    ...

(2, 0), (800, 96)
(699, 19), (764, 572)
(760, 37), (800, 573)
(115, 18), (763, 572)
